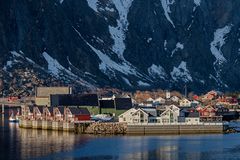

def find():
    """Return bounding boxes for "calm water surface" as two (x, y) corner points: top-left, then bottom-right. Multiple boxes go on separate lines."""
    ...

(1, 110), (240, 160)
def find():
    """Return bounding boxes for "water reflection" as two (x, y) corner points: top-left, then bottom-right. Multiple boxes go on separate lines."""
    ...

(0, 111), (91, 160)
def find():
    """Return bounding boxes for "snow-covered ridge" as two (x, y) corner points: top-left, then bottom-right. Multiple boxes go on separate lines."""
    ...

(170, 61), (193, 82)
(210, 25), (232, 65)
(160, 0), (175, 28)
(148, 64), (167, 80)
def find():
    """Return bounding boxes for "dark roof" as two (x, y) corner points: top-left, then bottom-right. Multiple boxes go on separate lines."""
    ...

(36, 106), (44, 113)
(68, 107), (90, 115)
(57, 107), (64, 114)
(185, 112), (199, 118)
(45, 107), (53, 113)
(29, 106), (34, 112)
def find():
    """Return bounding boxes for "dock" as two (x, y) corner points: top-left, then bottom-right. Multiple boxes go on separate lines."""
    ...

(19, 118), (228, 135)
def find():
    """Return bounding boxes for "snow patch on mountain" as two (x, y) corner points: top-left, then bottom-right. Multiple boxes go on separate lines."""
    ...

(164, 40), (168, 50)
(3, 60), (13, 71)
(43, 52), (74, 77)
(171, 42), (184, 57)
(210, 25), (232, 65)
(148, 64), (167, 79)
(109, 0), (134, 58)
(194, 0), (201, 6)
(73, 27), (140, 77)
(138, 81), (150, 87)
(170, 61), (193, 82)
(86, 0), (99, 12)
(42, 52), (95, 89)
(122, 77), (132, 86)
(160, 0), (175, 28)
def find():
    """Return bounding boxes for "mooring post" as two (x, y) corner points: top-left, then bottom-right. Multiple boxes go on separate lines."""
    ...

(1, 104), (4, 114)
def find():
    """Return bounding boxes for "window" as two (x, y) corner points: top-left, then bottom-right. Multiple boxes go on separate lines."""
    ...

(123, 117), (126, 121)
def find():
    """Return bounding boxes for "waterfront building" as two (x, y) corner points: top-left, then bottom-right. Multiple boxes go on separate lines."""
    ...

(184, 112), (200, 124)
(21, 105), (33, 120)
(64, 107), (90, 122)
(42, 106), (53, 121)
(53, 107), (64, 121)
(33, 106), (43, 120)
(35, 87), (72, 106)
(118, 108), (149, 123)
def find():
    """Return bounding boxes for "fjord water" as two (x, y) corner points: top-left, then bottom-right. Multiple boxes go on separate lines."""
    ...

(1, 112), (240, 160)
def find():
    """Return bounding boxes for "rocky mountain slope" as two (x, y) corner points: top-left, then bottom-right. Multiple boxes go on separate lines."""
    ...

(1, 0), (240, 95)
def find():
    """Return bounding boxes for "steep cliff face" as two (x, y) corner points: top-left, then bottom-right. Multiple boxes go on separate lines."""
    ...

(1, 0), (240, 94)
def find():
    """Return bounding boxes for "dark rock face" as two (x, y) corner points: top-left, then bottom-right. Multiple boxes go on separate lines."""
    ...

(1, 0), (240, 94)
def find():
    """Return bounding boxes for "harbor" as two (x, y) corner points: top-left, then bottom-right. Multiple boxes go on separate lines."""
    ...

(2, 87), (240, 135)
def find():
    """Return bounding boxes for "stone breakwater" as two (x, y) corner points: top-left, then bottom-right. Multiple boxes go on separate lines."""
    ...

(84, 122), (127, 135)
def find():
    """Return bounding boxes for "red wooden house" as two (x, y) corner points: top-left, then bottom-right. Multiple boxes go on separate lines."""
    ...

(64, 107), (90, 122)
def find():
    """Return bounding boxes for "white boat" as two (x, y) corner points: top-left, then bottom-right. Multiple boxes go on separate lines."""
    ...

(91, 114), (113, 122)
(9, 109), (19, 123)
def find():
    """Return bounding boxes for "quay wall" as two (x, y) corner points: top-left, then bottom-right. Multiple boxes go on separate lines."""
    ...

(19, 119), (227, 135)
(127, 123), (225, 135)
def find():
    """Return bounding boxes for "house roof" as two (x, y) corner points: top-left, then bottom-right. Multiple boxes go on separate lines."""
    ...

(68, 107), (90, 115)
(36, 106), (44, 113)
(28, 106), (34, 112)
(141, 108), (157, 117)
(185, 112), (199, 118)
(56, 107), (64, 114)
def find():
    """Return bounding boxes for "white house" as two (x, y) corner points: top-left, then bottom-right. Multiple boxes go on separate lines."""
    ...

(170, 96), (180, 103)
(179, 98), (191, 107)
(146, 97), (154, 102)
(184, 112), (200, 124)
(157, 107), (179, 124)
(153, 97), (166, 105)
(149, 105), (181, 124)
(118, 108), (149, 123)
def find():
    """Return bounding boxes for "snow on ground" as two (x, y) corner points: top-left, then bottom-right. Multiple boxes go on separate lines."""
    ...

(170, 61), (193, 82)
(122, 77), (132, 86)
(147, 38), (152, 43)
(11, 51), (23, 57)
(138, 81), (151, 87)
(148, 64), (167, 80)
(59, 0), (64, 4)
(171, 42), (184, 57)
(73, 27), (139, 77)
(164, 40), (168, 50)
(194, 0), (201, 6)
(210, 25), (232, 65)
(3, 60), (13, 71)
(160, 0), (175, 28)
(109, 0), (134, 58)
(86, 0), (99, 12)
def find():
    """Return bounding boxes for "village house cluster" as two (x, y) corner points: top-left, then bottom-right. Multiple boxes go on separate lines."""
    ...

(119, 91), (240, 124)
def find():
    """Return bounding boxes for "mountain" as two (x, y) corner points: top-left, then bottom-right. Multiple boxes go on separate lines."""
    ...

(1, 0), (240, 95)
